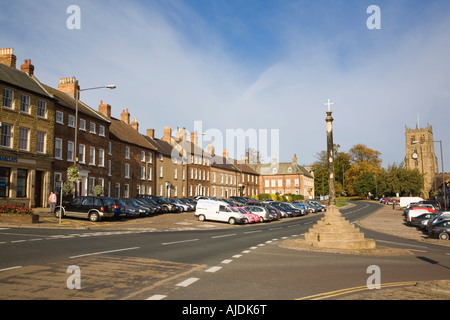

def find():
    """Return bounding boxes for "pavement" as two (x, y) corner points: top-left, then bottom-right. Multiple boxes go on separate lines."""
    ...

(1, 202), (449, 300)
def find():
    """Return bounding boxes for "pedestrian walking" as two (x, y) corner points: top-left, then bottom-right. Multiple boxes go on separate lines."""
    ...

(49, 191), (57, 213)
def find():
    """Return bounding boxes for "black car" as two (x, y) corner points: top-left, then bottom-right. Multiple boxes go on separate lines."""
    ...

(271, 202), (301, 217)
(428, 219), (450, 240)
(54, 196), (115, 222)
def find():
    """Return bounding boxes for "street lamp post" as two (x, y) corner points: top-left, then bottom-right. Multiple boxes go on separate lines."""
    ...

(73, 84), (116, 196)
(434, 140), (446, 211)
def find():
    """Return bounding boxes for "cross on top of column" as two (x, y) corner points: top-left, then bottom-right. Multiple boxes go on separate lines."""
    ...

(324, 98), (334, 112)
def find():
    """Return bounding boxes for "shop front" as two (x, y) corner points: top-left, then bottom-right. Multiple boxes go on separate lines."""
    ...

(0, 153), (52, 208)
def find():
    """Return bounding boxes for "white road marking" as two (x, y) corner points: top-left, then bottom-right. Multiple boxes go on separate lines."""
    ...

(176, 277), (200, 287)
(205, 266), (222, 273)
(211, 234), (237, 239)
(162, 239), (199, 246)
(146, 294), (167, 300)
(69, 247), (140, 259)
(0, 266), (22, 272)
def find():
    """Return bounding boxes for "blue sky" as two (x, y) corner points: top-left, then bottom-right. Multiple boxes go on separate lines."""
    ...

(1, 0), (449, 170)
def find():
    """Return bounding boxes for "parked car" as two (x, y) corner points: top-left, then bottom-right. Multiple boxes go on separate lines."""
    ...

(235, 207), (260, 223)
(404, 203), (436, 216)
(167, 198), (191, 212)
(419, 200), (441, 211)
(306, 200), (327, 211)
(195, 199), (248, 225)
(264, 204), (288, 218)
(292, 202), (309, 214)
(139, 196), (170, 213)
(273, 202), (303, 216)
(177, 198), (195, 211)
(116, 198), (141, 218)
(426, 212), (450, 232)
(135, 197), (164, 214)
(410, 212), (437, 229)
(245, 205), (276, 222)
(54, 196), (115, 222)
(428, 219), (450, 240)
(121, 198), (152, 217)
(101, 198), (126, 219)
(406, 209), (432, 224)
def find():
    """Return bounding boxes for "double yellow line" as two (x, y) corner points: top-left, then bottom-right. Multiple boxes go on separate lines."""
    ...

(296, 281), (417, 300)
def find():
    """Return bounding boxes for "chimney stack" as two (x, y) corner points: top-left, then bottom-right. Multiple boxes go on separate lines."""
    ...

(131, 118), (139, 131)
(162, 126), (172, 143)
(58, 77), (79, 99)
(98, 100), (111, 118)
(0, 48), (17, 68)
(207, 143), (215, 157)
(147, 129), (155, 139)
(20, 59), (34, 76)
(175, 127), (187, 141)
(292, 154), (298, 165)
(121, 108), (130, 124)
(191, 131), (198, 145)
(222, 149), (229, 159)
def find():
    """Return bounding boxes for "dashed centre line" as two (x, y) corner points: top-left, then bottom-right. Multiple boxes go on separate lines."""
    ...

(176, 277), (200, 287)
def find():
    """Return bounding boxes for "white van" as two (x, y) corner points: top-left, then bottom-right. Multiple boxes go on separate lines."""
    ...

(400, 197), (424, 208)
(195, 200), (248, 225)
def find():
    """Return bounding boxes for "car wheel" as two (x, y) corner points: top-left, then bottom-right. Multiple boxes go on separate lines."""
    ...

(228, 217), (237, 225)
(55, 208), (63, 219)
(438, 232), (449, 240)
(89, 212), (100, 222)
(198, 214), (206, 222)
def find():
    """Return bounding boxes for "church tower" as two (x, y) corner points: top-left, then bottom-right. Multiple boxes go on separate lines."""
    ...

(405, 124), (438, 198)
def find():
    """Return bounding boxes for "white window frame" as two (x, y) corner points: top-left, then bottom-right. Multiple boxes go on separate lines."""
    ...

(20, 94), (30, 114)
(2, 88), (14, 109)
(67, 141), (74, 162)
(55, 138), (63, 160)
(89, 146), (96, 165)
(36, 131), (46, 154)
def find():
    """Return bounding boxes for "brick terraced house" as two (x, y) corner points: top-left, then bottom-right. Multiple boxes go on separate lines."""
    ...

(40, 78), (111, 198)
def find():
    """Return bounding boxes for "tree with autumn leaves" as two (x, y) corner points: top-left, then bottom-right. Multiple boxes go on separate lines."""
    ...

(312, 144), (424, 198)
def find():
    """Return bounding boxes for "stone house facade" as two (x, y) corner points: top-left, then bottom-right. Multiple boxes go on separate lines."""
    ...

(0, 50), (55, 207)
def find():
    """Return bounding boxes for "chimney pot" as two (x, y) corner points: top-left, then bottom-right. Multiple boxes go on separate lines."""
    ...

(20, 59), (34, 76)
(121, 108), (130, 124)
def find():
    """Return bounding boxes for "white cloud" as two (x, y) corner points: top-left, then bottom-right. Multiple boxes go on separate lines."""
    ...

(1, 0), (449, 169)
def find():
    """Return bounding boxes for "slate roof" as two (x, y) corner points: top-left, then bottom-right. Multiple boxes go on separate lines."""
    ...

(40, 83), (110, 123)
(142, 136), (174, 157)
(108, 117), (156, 150)
(211, 155), (240, 172)
(249, 162), (314, 178)
(0, 63), (52, 98)
(232, 159), (260, 175)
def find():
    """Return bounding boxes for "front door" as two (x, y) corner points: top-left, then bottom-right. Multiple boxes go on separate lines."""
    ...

(34, 171), (43, 207)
